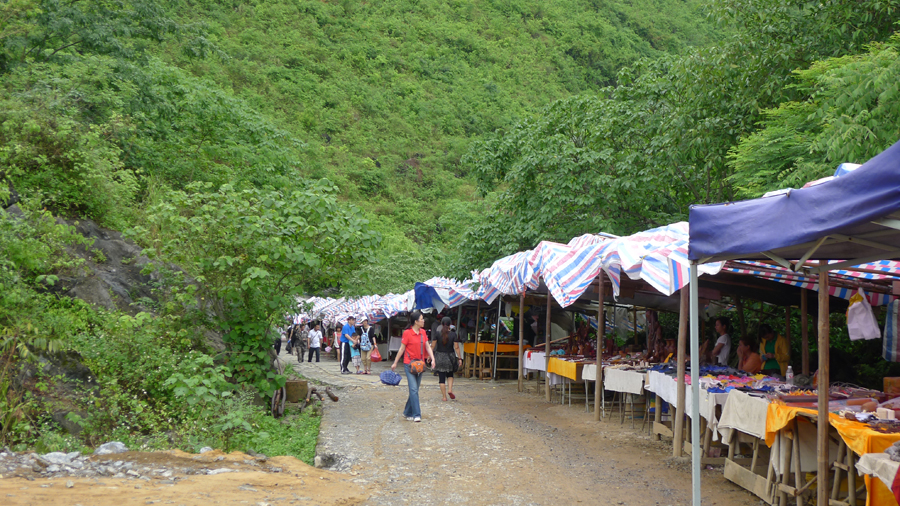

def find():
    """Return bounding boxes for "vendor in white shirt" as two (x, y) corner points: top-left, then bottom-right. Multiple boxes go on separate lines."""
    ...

(711, 316), (732, 366)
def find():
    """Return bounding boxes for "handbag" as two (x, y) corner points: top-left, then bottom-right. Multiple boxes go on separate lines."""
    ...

(408, 329), (427, 374)
(450, 352), (459, 373)
(371, 346), (382, 362)
(380, 370), (402, 386)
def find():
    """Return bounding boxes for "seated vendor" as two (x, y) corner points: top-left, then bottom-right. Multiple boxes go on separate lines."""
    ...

(737, 336), (762, 374)
(759, 324), (790, 376)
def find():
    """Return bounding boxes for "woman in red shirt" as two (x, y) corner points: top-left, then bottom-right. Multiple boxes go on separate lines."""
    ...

(391, 309), (435, 422)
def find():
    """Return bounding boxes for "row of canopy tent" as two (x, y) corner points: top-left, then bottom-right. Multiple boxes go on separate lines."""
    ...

(686, 139), (900, 505)
(300, 223), (900, 329)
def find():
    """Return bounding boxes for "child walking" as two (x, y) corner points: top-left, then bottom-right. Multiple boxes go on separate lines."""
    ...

(350, 332), (362, 374)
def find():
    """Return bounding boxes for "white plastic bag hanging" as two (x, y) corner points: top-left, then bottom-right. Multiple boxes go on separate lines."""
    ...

(884, 299), (900, 362)
(847, 288), (881, 341)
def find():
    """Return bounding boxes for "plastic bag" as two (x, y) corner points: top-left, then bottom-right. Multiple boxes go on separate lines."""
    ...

(370, 346), (382, 362)
(847, 288), (881, 341)
(884, 299), (900, 362)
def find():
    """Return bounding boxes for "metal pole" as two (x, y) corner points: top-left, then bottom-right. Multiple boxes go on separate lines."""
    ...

(594, 271), (605, 421)
(518, 292), (525, 392)
(689, 264), (701, 506)
(492, 297), (501, 380)
(817, 272), (830, 504)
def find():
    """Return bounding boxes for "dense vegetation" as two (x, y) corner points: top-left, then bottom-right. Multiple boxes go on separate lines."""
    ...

(455, 0), (900, 271)
(3, 0), (900, 454)
(0, 0), (719, 453)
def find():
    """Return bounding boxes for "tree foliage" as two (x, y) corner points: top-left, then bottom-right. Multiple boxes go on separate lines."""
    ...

(729, 35), (900, 197)
(452, 0), (900, 276)
(135, 181), (377, 393)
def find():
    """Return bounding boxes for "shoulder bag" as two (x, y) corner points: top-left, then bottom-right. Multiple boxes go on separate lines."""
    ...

(408, 330), (427, 374)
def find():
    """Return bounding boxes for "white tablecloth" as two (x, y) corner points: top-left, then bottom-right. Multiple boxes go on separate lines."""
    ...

(523, 351), (572, 385)
(645, 371), (729, 440)
(583, 363), (598, 382)
(716, 389), (769, 440)
(524, 350), (546, 373)
(857, 452), (900, 491)
(604, 368), (645, 395)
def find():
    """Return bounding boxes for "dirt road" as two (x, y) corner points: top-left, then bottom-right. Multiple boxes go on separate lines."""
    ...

(1, 348), (761, 505)
(291, 351), (759, 506)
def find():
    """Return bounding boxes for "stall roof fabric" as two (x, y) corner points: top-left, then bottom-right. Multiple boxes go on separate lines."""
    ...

(689, 138), (900, 264)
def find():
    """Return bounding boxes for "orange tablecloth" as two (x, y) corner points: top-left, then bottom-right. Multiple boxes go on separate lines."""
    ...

(463, 342), (529, 356)
(765, 403), (900, 506)
(547, 357), (585, 381)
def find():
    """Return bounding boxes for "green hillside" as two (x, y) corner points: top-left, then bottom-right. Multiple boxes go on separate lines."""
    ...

(153, 0), (723, 292)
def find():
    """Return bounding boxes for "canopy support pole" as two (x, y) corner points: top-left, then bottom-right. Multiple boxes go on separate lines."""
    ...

(474, 301), (481, 378)
(785, 305), (792, 369)
(689, 265), (701, 506)
(674, 286), (688, 457)
(817, 272), (830, 503)
(492, 297), (501, 380)
(633, 307), (638, 347)
(801, 288), (809, 376)
(518, 292), (524, 392)
(594, 271), (605, 421)
(545, 290), (552, 403)
(737, 297), (747, 342)
(456, 304), (463, 371)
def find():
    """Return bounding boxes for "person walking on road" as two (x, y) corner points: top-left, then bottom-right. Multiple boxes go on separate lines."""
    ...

(391, 309), (435, 422)
(432, 316), (461, 401)
(307, 322), (323, 363)
(340, 316), (356, 374)
(359, 316), (377, 374)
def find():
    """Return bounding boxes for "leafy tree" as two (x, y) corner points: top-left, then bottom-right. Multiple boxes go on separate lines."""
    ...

(453, 0), (900, 274)
(135, 181), (378, 394)
(729, 34), (900, 196)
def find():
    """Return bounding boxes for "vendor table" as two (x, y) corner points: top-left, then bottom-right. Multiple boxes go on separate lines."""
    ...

(645, 371), (729, 451)
(463, 342), (529, 379)
(389, 336), (402, 356)
(766, 405), (900, 506)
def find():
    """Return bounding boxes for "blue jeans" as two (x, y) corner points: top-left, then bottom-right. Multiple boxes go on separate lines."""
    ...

(403, 363), (422, 418)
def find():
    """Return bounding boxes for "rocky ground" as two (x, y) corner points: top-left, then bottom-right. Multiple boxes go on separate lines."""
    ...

(1, 345), (764, 505)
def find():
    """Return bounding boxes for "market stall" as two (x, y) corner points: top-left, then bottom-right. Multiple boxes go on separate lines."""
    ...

(689, 138), (900, 505)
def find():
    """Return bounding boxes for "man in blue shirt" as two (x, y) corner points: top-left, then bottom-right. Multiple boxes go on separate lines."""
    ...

(340, 316), (356, 374)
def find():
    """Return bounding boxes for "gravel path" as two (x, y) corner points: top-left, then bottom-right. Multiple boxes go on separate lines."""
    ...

(278, 347), (762, 506)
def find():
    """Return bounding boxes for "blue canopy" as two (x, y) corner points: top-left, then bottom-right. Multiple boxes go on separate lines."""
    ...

(689, 139), (900, 263)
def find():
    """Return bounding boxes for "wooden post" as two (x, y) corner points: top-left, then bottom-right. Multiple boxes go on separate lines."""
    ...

(674, 287), (689, 457)
(455, 305), (463, 371)
(801, 288), (809, 376)
(737, 296), (747, 340)
(785, 305), (792, 372)
(492, 297), (501, 379)
(545, 291), (553, 403)
(817, 272), (830, 504)
(474, 301), (481, 378)
(633, 307), (638, 348)
(518, 292), (525, 392)
(387, 317), (391, 360)
(594, 271), (605, 421)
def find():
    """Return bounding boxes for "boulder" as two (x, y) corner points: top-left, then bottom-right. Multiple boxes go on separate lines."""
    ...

(94, 442), (128, 455)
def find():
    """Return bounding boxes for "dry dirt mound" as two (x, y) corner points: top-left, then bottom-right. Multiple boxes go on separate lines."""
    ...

(0, 449), (370, 506)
